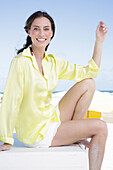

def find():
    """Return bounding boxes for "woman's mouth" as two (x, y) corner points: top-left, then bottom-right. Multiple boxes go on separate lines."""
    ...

(36, 38), (46, 42)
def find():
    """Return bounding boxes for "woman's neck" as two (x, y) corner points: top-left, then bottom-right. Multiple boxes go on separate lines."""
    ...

(32, 45), (45, 61)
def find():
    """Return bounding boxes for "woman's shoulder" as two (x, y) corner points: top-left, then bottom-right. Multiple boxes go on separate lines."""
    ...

(9, 53), (28, 71)
(13, 52), (28, 63)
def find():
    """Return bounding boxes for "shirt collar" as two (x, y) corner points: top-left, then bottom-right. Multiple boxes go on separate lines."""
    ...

(22, 46), (49, 61)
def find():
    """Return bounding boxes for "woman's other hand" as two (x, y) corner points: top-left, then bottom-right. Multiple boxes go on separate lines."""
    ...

(0, 143), (11, 151)
(96, 21), (108, 43)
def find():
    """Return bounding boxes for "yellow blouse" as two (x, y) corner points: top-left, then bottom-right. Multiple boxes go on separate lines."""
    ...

(0, 47), (100, 145)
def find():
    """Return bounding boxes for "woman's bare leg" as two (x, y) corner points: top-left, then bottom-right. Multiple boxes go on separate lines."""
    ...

(51, 119), (108, 170)
(58, 78), (95, 147)
(51, 78), (108, 169)
(59, 78), (95, 121)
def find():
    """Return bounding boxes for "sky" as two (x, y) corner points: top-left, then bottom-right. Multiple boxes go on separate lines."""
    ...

(0, 0), (113, 92)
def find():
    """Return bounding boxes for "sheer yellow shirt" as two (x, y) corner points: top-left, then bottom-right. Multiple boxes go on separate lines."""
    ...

(0, 47), (100, 145)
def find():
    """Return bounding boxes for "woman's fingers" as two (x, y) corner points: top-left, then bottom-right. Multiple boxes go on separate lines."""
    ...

(0, 144), (11, 151)
(96, 21), (108, 42)
(99, 21), (108, 33)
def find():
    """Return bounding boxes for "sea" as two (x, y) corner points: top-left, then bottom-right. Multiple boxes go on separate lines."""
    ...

(53, 90), (113, 94)
(99, 90), (113, 94)
(0, 90), (113, 94)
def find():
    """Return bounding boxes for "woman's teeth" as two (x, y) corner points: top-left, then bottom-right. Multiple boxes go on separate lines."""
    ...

(37, 39), (46, 42)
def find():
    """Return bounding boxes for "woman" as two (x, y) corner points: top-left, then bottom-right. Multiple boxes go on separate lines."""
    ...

(0, 11), (108, 169)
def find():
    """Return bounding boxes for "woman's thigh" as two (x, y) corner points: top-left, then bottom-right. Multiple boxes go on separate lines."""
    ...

(51, 119), (106, 147)
(59, 79), (95, 122)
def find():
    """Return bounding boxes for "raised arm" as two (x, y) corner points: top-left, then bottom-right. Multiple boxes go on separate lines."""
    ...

(92, 21), (108, 67)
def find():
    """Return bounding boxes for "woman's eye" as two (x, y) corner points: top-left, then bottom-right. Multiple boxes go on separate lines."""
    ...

(34, 28), (39, 30)
(33, 28), (49, 31)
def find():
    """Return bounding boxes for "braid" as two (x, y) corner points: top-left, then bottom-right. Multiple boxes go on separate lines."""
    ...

(17, 36), (32, 54)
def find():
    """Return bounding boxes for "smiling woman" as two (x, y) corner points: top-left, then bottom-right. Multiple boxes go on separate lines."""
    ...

(0, 10), (108, 170)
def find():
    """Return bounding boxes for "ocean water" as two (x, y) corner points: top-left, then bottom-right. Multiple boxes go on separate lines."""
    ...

(0, 92), (3, 94)
(1, 90), (113, 103)
(53, 90), (113, 94)
(99, 90), (113, 94)
(0, 90), (113, 94)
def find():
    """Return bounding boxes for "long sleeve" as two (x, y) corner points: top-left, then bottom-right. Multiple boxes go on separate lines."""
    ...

(0, 57), (24, 145)
(56, 58), (100, 81)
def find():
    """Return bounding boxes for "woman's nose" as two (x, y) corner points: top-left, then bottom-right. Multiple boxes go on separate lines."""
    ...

(39, 30), (44, 36)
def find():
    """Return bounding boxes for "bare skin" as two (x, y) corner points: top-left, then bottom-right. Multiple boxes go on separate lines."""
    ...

(58, 78), (96, 148)
(59, 79), (95, 121)
(0, 143), (11, 151)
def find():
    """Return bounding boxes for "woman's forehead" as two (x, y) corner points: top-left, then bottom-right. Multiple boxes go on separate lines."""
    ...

(31, 17), (51, 27)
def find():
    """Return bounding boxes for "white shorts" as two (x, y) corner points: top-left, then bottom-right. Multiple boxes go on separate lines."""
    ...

(25, 104), (61, 148)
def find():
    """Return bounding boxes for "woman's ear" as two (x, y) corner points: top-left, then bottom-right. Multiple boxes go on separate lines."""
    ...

(51, 31), (53, 38)
(28, 30), (31, 37)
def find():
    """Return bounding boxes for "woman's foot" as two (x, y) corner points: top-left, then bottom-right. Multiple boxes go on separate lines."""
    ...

(73, 139), (90, 149)
(79, 139), (90, 148)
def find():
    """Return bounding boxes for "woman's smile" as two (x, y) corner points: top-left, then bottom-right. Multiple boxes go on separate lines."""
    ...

(36, 38), (47, 42)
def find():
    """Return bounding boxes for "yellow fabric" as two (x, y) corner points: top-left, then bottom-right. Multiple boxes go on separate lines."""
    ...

(0, 46), (100, 145)
(84, 110), (101, 119)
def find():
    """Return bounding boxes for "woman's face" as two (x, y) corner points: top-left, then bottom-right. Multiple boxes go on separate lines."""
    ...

(28, 17), (53, 50)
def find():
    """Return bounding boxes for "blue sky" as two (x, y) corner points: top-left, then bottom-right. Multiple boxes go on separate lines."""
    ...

(0, 0), (113, 91)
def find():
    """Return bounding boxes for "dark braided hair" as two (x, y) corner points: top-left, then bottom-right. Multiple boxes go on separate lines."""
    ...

(17, 11), (55, 54)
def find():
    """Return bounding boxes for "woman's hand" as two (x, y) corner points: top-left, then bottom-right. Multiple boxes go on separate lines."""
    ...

(96, 21), (108, 43)
(92, 21), (108, 67)
(0, 143), (11, 151)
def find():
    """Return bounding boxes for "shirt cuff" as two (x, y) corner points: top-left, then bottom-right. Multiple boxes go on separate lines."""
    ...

(0, 137), (14, 145)
(88, 59), (100, 72)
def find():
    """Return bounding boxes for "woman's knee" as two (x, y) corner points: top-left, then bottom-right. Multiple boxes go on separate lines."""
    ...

(96, 120), (108, 138)
(100, 120), (108, 138)
(83, 78), (96, 92)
